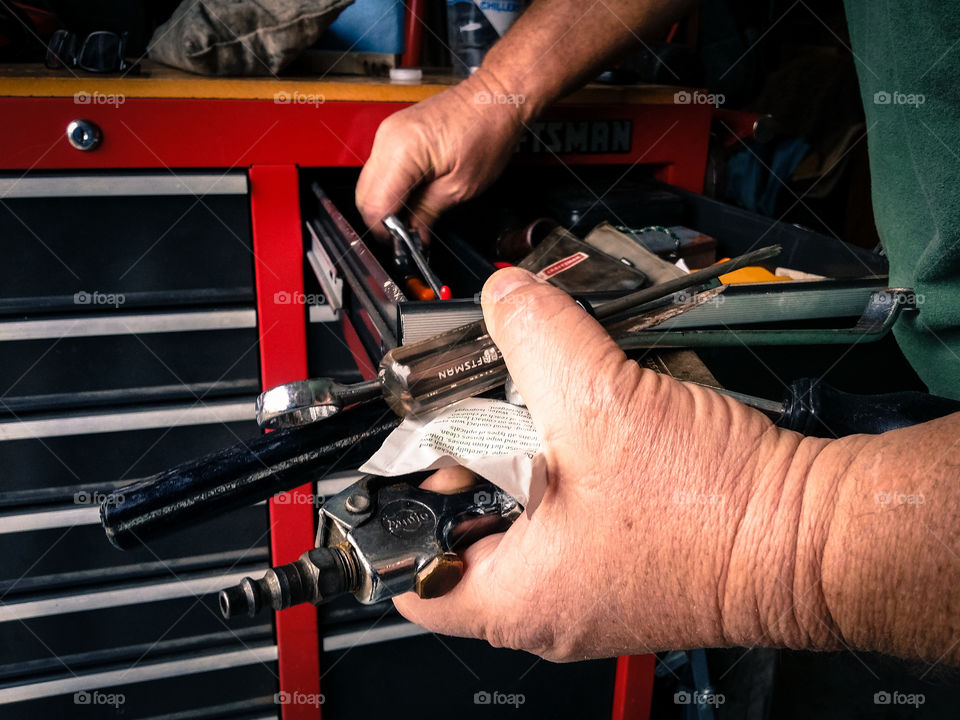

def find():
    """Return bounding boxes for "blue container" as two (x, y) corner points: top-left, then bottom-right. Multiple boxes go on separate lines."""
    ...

(319, 0), (405, 54)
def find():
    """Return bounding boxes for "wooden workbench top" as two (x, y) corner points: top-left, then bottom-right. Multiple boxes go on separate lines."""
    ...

(0, 60), (683, 104)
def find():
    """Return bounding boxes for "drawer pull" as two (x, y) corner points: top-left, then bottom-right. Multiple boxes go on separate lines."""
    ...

(65, 119), (101, 152)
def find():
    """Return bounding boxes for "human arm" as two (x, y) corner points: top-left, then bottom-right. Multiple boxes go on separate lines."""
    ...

(395, 267), (960, 664)
(355, 0), (693, 238)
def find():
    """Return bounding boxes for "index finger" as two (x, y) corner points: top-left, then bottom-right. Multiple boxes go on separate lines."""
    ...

(355, 125), (432, 240)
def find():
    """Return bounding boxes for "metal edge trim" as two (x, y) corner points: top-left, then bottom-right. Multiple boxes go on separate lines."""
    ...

(0, 645), (277, 704)
(0, 174), (248, 199)
(0, 505), (100, 534)
(0, 309), (257, 341)
(0, 400), (256, 441)
(0, 568), (267, 623)
(322, 621), (428, 652)
(0, 501), (268, 535)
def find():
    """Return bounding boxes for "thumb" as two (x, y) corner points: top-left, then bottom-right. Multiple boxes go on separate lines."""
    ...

(392, 531), (505, 638)
(480, 267), (637, 444)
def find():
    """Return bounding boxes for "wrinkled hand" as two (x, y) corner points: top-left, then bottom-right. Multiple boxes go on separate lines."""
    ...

(394, 268), (834, 662)
(355, 70), (526, 241)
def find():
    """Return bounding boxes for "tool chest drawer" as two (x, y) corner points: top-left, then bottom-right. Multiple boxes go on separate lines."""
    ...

(0, 656), (278, 720)
(292, 166), (919, 720)
(301, 166), (888, 374)
(0, 173), (255, 313)
(0, 168), (276, 717)
(321, 633), (617, 719)
(1, 323), (260, 413)
(0, 579), (270, 669)
(0, 407), (274, 716)
(0, 413), (259, 500)
(0, 504), (269, 592)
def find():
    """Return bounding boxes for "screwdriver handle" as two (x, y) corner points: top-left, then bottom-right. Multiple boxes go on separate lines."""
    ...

(377, 245), (779, 418)
(378, 286), (726, 417)
(778, 378), (960, 437)
(379, 320), (504, 417)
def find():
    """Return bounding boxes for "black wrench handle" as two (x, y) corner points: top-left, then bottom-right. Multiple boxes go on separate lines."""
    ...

(101, 404), (401, 549)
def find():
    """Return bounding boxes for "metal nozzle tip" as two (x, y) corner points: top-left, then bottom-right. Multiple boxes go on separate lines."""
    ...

(219, 577), (261, 619)
(219, 548), (355, 621)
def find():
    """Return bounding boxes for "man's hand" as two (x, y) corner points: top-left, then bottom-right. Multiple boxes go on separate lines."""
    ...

(355, 70), (526, 241)
(393, 268), (837, 661)
(393, 268), (960, 665)
(355, 0), (692, 239)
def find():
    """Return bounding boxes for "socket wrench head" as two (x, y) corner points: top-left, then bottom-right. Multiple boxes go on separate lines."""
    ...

(256, 378), (344, 429)
(255, 378), (381, 429)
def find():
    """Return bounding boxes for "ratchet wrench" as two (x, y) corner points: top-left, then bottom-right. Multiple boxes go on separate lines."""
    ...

(383, 214), (452, 300)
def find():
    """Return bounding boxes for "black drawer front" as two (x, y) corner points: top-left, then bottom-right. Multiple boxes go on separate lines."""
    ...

(0, 417), (259, 502)
(0, 585), (269, 672)
(0, 170), (277, 716)
(0, 653), (278, 720)
(1, 327), (260, 412)
(0, 183), (254, 314)
(0, 504), (269, 595)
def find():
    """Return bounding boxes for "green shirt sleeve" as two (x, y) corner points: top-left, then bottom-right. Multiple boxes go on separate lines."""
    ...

(843, 1), (960, 398)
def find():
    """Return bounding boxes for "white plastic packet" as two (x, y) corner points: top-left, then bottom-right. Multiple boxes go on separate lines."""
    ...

(360, 398), (546, 507)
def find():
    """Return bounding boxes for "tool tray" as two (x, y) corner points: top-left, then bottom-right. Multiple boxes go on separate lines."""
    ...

(302, 166), (918, 402)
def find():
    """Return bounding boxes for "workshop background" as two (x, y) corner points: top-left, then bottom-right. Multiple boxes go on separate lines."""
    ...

(0, 0), (956, 718)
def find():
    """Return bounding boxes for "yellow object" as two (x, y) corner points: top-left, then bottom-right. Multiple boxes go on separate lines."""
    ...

(717, 261), (792, 285)
(0, 61), (688, 103)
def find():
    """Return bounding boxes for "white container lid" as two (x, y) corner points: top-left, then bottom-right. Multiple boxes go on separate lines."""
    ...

(389, 67), (423, 84)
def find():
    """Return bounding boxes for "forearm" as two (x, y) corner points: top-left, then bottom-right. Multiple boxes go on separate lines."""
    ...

(476, 0), (693, 120)
(817, 415), (960, 662)
(720, 410), (960, 662)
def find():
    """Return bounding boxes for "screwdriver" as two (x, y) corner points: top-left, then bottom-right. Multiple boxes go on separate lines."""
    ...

(705, 378), (960, 437)
(256, 245), (781, 428)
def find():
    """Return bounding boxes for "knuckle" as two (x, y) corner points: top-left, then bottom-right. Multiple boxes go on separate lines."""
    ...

(484, 615), (554, 655)
(375, 112), (403, 139)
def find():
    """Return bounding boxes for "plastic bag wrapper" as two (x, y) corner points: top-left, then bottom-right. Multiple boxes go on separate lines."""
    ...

(360, 398), (546, 508)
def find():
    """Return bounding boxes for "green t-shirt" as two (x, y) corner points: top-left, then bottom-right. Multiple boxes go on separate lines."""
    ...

(844, 2), (960, 399)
